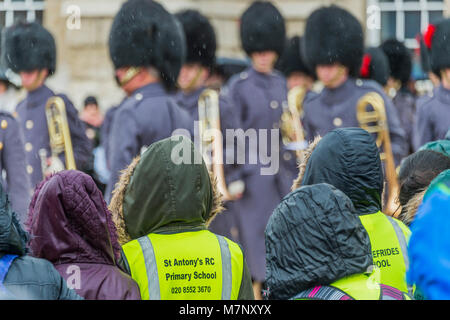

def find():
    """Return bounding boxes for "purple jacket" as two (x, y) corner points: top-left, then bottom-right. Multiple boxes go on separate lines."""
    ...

(25, 170), (140, 300)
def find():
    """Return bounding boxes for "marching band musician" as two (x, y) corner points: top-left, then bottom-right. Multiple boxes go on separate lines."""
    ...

(275, 35), (317, 92)
(2, 21), (92, 188)
(380, 39), (416, 155)
(301, 5), (407, 166)
(173, 9), (242, 243)
(413, 19), (450, 151)
(220, 1), (295, 299)
(174, 9), (217, 125)
(275, 35), (319, 177)
(104, 0), (193, 202)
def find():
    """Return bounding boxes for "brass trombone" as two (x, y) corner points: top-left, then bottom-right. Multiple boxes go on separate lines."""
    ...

(280, 85), (308, 159)
(356, 92), (400, 217)
(39, 96), (76, 178)
(198, 88), (243, 201)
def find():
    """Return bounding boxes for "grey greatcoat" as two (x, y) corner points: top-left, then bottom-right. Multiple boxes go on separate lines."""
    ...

(220, 66), (296, 282)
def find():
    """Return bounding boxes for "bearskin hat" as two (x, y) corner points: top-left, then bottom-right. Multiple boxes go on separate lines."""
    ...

(302, 5), (364, 77)
(429, 18), (450, 75)
(2, 21), (56, 75)
(108, 0), (186, 91)
(275, 36), (316, 79)
(175, 9), (216, 69)
(380, 39), (412, 86)
(240, 1), (286, 57)
(359, 47), (390, 87)
(418, 32), (432, 74)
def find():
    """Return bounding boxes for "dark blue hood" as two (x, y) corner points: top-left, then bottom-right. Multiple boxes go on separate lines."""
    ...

(301, 127), (384, 215)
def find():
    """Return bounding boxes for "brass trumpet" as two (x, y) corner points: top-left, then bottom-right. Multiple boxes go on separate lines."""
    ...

(198, 88), (243, 201)
(39, 96), (76, 178)
(280, 85), (308, 159)
(356, 91), (400, 217)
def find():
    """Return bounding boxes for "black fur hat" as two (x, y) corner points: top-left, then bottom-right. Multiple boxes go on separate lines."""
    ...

(275, 36), (315, 79)
(419, 35), (432, 74)
(380, 39), (412, 86)
(430, 18), (450, 74)
(360, 47), (390, 87)
(2, 21), (56, 75)
(108, 0), (186, 91)
(240, 1), (286, 57)
(302, 5), (364, 77)
(175, 9), (216, 69)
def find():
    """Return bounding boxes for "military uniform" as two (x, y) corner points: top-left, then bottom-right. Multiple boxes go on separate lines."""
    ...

(3, 21), (92, 188)
(173, 9), (243, 242)
(215, 1), (290, 283)
(0, 112), (31, 223)
(105, 84), (193, 201)
(223, 66), (295, 282)
(380, 39), (416, 155)
(413, 19), (450, 150)
(302, 78), (407, 165)
(100, 98), (126, 170)
(15, 85), (92, 188)
(302, 6), (407, 166)
(392, 89), (416, 154)
(105, 0), (194, 202)
(413, 84), (450, 150)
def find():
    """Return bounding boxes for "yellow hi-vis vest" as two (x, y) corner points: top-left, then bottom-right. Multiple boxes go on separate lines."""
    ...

(293, 272), (412, 300)
(122, 230), (244, 300)
(359, 211), (412, 295)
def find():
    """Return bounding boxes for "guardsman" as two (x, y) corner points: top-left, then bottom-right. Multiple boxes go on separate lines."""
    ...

(301, 5), (407, 165)
(174, 9), (216, 122)
(220, 1), (293, 299)
(380, 39), (416, 155)
(413, 19), (450, 150)
(275, 35), (317, 92)
(173, 9), (242, 243)
(275, 35), (319, 177)
(105, 0), (193, 202)
(3, 21), (92, 188)
(0, 112), (31, 224)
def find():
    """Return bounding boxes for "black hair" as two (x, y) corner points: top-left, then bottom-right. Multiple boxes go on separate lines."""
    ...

(84, 96), (98, 107)
(398, 150), (450, 208)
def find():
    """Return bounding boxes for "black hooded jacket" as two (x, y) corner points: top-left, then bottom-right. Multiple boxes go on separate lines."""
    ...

(302, 128), (384, 215)
(0, 184), (81, 300)
(265, 183), (372, 300)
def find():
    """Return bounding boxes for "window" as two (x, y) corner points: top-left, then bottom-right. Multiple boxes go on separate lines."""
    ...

(367, 0), (444, 80)
(368, 0), (444, 49)
(0, 0), (45, 27)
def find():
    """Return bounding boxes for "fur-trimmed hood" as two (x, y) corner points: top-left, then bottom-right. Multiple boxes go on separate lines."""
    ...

(109, 135), (224, 245)
(399, 189), (425, 227)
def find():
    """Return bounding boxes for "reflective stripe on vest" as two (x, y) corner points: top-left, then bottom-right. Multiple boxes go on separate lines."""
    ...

(385, 215), (414, 296)
(359, 211), (411, 294)
(122, 230), (244, 300)
(292, 282), (412, 300)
